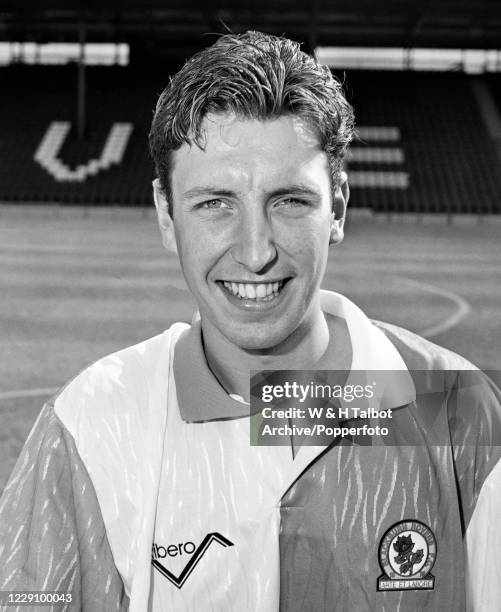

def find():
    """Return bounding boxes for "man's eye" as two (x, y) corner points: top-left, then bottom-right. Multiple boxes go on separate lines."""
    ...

(200, 199), (231, 210)
(277, 198), (308, 208)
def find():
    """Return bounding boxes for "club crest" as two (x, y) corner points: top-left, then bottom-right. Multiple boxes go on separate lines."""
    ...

(377, 520), (436, 591)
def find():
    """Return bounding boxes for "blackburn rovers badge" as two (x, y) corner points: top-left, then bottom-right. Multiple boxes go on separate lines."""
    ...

(377, 520), (436, 591)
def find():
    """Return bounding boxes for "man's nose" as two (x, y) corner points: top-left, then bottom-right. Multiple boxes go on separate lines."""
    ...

(231, 209), (277, 273)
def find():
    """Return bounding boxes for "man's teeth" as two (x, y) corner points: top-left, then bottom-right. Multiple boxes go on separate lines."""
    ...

(222, 281), (284, 300)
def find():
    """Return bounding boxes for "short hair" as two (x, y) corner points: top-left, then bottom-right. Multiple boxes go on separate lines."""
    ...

(149, 30), (355, 216)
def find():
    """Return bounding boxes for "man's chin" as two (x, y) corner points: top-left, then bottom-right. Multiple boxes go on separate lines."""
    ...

(222, 324), (295, 353)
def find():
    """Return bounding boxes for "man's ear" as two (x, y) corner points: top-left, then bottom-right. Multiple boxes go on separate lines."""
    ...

(152, 179), (178, 253)
(330, 171), (350, 245)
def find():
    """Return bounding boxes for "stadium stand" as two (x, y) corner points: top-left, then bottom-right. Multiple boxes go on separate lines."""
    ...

(1, 65), (501, 213)
(343, 70), (501, 214)
(0, 65), (155, 206)
(487, 75), (501, 108)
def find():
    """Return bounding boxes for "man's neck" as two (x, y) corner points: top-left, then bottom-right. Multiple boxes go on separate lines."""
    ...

(200, 310), (352, 403)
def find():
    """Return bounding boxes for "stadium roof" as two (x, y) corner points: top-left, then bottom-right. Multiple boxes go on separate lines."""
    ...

(1, 1), (500, 52)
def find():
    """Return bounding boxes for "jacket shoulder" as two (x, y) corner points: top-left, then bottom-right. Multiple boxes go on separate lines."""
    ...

(54, 322), (188, 410)
(372, 320), (477, 371)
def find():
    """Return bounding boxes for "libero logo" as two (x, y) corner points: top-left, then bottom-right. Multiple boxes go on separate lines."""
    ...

(152, 532), (234, 589)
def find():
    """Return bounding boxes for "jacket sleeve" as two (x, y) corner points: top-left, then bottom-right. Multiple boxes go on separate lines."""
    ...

(448, 371), (501, 611)
(0, 401), (129, 611)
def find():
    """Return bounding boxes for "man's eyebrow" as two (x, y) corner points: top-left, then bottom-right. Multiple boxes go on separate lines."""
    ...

(268, 185), (322, 199)
(183, 186), (236, 199)
(183, 184), (322, 199)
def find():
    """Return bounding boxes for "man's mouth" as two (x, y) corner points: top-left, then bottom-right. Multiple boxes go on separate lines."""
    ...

(220, 279), (289, 301)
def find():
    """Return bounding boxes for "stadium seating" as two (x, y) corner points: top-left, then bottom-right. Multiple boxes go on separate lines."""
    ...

(486, 74), (501, 109)
(0, 65), (500, 213)
(0, 65), (155, 206)
(343, 71), (501, 214)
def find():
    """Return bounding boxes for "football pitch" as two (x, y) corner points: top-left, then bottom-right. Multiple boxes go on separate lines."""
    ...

(1, 206), (500, 493)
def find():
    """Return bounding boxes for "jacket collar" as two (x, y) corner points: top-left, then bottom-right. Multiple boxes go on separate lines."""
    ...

(173, 290), (415, 423)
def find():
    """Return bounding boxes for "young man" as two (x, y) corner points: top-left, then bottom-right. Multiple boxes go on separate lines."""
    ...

(1, 31), (500, 612)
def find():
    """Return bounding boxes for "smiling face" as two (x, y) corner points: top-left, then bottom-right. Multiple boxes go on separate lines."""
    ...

(155, 112), (347, 352)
